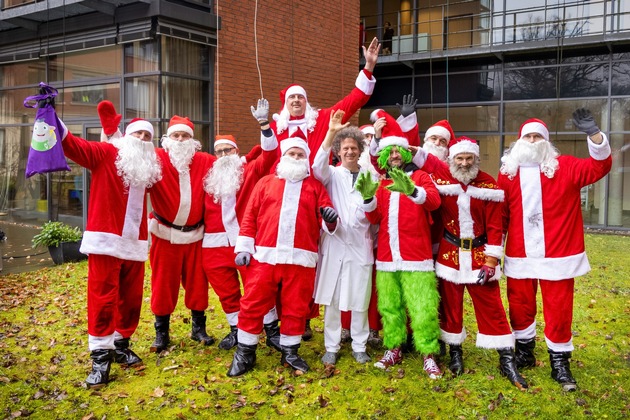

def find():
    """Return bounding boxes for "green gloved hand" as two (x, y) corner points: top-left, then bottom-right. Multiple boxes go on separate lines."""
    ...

(386, 167), (416, 196)
(355, 171), (380, 200)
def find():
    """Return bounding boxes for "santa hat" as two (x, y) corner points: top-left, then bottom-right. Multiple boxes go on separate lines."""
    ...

(359, 124), (375, 136)
(125, 118), (154, 138)
(167, 115), (194, 137)
(448, 136), (480, 159)
(369, 109), (408, 152)
(280, 128), (310, 158)
(214, 134), (238, 149)
(424, 120), (455, 143)
(280, 84), (308, 112)
(518, 118), (549, 141)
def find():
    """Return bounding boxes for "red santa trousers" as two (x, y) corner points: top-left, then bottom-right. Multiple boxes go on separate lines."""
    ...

(87, 254), (144, 338)
(201, 246), (247, 315)
(506, 277), (574, 346)
(238, 259), (316, 337)
(438, 279), (512, 347)
(150, 236), (207, 315)
(341, 264), (382, 330)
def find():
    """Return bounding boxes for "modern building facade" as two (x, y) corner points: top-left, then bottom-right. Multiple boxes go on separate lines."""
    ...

(360, 0), (630, 229)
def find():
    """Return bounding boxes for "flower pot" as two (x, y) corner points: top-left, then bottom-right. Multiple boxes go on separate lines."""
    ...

(48, 241), (87, 265)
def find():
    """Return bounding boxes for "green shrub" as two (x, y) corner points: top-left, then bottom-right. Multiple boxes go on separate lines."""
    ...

(32, 221), (83, 248)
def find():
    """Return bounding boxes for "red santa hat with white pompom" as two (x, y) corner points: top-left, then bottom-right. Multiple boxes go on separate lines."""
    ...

(369, 109), (408, 153)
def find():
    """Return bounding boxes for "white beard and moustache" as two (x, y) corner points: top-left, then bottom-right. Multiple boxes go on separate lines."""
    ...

(112, 135), (162, 188)
(276, 155), (309, 182)
(423, 142), (449, 162)
(449, 159), (480, 185)
(273, 103), (319, 134)
(162, 137), (201, 173)
(203, 154), (244, 203)
(500, 139), (560, 179)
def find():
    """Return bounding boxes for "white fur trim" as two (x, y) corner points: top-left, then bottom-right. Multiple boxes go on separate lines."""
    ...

(362, 197), (377, 212)
(121, 184), (144, 241)
(285, 85), (307, 102)
(375, 259), (435, 272)
(280, 138), (310, 158)
(436, 183), (463, 196)
(512, 321), (536, 341)
(484, 244), (504, 259)
(214, 138), (237, 149)
(476, 333), (515, 349)
(88, 334), (115, 351)
(440, 328), (467, 345)
(237, 329), (259, 345)
(202, 232), (229, 248)
(520, 122), (549, 141)
(80, 231), (148, 262)
(587, 132), (611, 161)
(263, 307), (278, 324)
(254, 245), (318, 268)
(448, 139), (479, 159)
(279, 334), (302, 346)
(173, 171), (192, 226)
(167, 123), (193, 137)
(355, 70), (376, 95)
(387, 192), (402, 263)
(377, 136), (409, 152)
(545, 335), (574, 352)
(222, 195), (239, 245)
(407, 186), (426, 204)
(369, 109), (383, 123)
(397, 113), (417, 133)
(361, 126), (375, 135)
(425, 126), (451, 141)
(504, 252), (591, 280)
(125, 120), (154, 137)
(436, 263), (477, 284)
(276, 180), (301, 253)
(412, 147), (428, 168)
(226, 311), (239, 326)
(234, 235), (255, 255)
(466, 186), (504, 202)
(519, 166), (545, 258)
(261, 131), (278, 152)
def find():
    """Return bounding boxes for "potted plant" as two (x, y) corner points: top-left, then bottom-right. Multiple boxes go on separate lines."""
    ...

(32, 221), (87, 265)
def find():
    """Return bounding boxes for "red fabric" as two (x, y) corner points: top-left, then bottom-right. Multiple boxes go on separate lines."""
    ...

(87, 254), (144, 338)
(202, 246), (247, 315)
(149, 238), (207, 315)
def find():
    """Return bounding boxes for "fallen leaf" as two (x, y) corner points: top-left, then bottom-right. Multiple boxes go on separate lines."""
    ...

(318, 394), (329, 408)
(152, 387), (165, 398)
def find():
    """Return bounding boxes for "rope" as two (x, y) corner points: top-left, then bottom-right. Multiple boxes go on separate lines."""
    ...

(554, 1), (566, 139)
(216, 0), (220, 133)
(253, 0), (264, 98)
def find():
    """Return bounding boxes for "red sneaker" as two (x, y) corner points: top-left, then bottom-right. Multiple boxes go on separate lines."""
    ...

(374, 348), (402, 370)
(423, 355), (442, 379)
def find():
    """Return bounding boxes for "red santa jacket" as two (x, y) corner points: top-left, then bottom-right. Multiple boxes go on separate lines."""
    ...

(149, 148), (215, 244)
(363, 168), (441, 272)
(62, 132), (149, 261)
(421, 154), (504, 284)
(234, 174), (334, 268)
(271, 69), (375, 166)
(202, 133), (278, 250)
(498, 136), (612, 280)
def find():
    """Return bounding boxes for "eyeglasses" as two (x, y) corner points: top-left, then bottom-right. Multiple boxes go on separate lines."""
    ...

(215, 147), (236, 156)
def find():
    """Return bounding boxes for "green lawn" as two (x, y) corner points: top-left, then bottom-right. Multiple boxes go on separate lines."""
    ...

(1, 233), (629, 419)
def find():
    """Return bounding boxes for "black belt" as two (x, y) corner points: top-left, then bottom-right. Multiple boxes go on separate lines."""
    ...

(152, 211), (203, 232)
(443, 229), (487, 251)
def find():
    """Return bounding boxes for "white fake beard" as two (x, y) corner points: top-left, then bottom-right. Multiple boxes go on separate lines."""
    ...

(273, 104), (319, 134)
(112, 135), (162, 188)
(423, 142), (449, 162)
(449, 159), (479, 185)
(500, 139), (559, 179)
(276, 155), (309, 182)
(162, 137), (201, 173)
(203, 154), (244, 203)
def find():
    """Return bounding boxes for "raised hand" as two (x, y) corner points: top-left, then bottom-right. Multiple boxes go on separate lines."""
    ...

(355, 171), (380, 200)
(572, 108), (600, 136)
(396, 94), (418, 118)
(250, 98), (269, 123)
(362, 37), (381, 72)
(97, 100), (122, 136)
(329, 109), (349, 132)
(386, 167), (415, 196)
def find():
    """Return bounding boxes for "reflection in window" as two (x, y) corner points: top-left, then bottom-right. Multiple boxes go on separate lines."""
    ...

(48, 46), (121, 82)
(125, 76), (158, 119)
(162, 38), (210, 77)
(162, 76), (208, 124)
(124, 40), (159, 74)
(559, 63), (608, 98)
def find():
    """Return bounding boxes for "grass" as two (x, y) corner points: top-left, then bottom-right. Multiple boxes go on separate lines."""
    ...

(0, 233), (629, 419)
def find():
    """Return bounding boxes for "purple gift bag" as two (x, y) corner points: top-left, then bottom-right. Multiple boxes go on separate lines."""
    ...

(23, 82), (70, 178)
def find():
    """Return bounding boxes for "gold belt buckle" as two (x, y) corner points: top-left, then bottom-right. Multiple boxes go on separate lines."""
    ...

(460, 238), (472, 251)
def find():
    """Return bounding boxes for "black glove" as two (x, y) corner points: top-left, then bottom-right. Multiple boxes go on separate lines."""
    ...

(320, 207), (338, 224)
(396, 94), (417, 118)
(235, 252), (251, 266)
(572, 108), (600, 136)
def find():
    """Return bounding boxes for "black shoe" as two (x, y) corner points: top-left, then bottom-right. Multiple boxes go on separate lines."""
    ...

(150, 314), (170, 353)
(302, 320), (313, 341)
(85, 349), (115, 388)
(438, 339), (446, 358)
(191, 310), (215, 345)
(114, 338), (142, 366)
(448, 344), (464, 376)
(515, 338), (536, 369)
(227, 343), (257, 377)
(549, 350), (577, 392)
(218, 325), (238, 350)
(280, 344), (309, 372)
(401, 333), (414, 354)
(498, 348), (529, 390)
(264, 320), (282, 352)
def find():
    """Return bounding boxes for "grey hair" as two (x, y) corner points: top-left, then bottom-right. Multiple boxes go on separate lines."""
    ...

(332, 126), (366, 155)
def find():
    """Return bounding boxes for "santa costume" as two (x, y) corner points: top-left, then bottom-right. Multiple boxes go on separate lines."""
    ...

(148, 115), (216, 352)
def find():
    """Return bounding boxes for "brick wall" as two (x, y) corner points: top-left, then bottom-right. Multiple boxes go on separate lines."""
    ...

(215, 0), (361, 154)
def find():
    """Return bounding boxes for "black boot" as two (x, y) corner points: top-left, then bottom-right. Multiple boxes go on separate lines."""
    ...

(191, 310), (215, 345)
(264, 320), (282, 352)
(302, 320), (313, 341)
(498, 348), (529, 390)
(515, 338), (536, 369)
(150, 314), (170, 353)
(114, 338), (142, 366)
(449, 345), (464, 376)
(549, 350), (577, 392)
(85, 349), (115, 388)
(218, 325), (238, 350)
(280, 344), (309, 372)
(438, 339), (446, 358)
(227, 343), (257, 377)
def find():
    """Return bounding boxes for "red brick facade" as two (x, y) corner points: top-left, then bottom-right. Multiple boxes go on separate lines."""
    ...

(215, 1), (361, 154)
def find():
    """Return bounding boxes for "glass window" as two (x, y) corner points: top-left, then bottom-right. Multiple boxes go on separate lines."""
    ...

(125, 76), (158, 119)
(162, 37), (210, 77)
(124, 40), (159, 74)
(48, 46), (121, 82)
(162, 76), (209, 126)
(54, 83), (120, 120)
(0, 87), (43, 125)
(472, 135), (502, 176)
(559, 62), (608, 98)
(418, 105), (499, 133)
(611, 61), (630, 95)
(606, 130), (630, 228)
(504, 67), (558, 100)
(0, 61), (46, 88)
